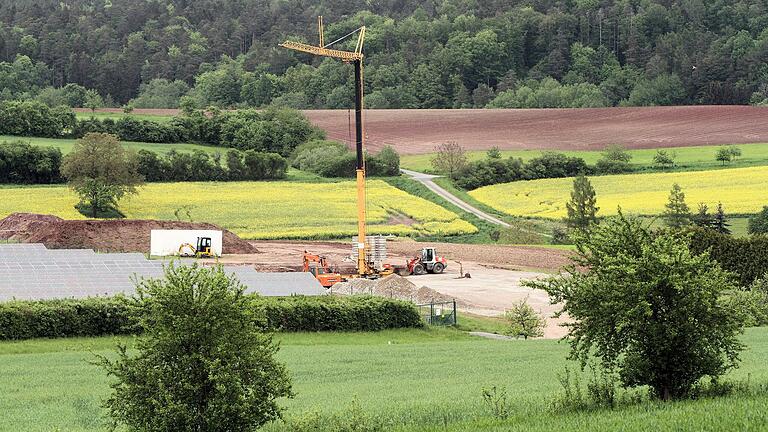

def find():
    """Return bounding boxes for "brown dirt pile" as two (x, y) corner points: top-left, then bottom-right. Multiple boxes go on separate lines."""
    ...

(329, 274), (453, 304)
(0, 213), (256, 254)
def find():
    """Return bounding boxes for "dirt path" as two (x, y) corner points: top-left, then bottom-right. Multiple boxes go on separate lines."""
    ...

(400, 169), (511, 227)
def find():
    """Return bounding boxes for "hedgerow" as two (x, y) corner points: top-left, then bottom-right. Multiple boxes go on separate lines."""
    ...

(0, 295), (423, 340)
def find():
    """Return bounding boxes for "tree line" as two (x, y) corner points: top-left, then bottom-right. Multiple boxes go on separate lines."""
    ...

(0, 100), (323, 154)
(2, 0), (768, 108)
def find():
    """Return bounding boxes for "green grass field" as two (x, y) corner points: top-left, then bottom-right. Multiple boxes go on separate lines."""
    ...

(401, 142), (768, 173)
(0, 135), (223, 155)
(1, 327), (767, 431)
(469, 166), (768, 220)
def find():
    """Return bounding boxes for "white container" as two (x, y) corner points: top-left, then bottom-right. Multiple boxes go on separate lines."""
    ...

(150, 230), (223, 257)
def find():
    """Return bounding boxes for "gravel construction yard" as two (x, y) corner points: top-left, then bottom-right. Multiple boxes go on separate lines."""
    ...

(234, 240), (571, 338)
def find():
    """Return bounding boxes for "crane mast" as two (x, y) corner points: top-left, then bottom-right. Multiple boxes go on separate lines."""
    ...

(280, 18), (369, 276)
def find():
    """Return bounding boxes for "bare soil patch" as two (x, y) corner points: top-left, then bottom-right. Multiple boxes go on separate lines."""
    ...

(0, 213), (256, 254)
(81, 106), (768, 154)
(305, 106), (768, 154)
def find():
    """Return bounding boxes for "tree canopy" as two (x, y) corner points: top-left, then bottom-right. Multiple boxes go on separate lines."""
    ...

(1, 0), (768, 108)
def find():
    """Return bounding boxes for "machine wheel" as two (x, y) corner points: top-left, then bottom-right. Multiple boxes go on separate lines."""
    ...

(432, 262), (445, 274)
(413, 263), (426, 275)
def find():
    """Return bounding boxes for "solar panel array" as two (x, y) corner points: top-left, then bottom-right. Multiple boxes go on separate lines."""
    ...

(0, 244), (324, 301)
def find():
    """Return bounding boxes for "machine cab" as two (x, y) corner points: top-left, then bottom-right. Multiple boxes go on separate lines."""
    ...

(421, 247), (436, 263)
(197, 237), (212, 255)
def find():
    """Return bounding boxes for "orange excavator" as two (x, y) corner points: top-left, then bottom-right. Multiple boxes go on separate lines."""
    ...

(302, 251), (344, 288)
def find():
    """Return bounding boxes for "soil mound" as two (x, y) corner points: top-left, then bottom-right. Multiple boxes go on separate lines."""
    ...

(0, 213), (256, 254)
(330, 274), (453, 304)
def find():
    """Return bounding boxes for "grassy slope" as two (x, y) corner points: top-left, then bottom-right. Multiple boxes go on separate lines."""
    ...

(0, 135), (223, 155)
(400, 143), (768, 173)
(1, 327), (767, 431)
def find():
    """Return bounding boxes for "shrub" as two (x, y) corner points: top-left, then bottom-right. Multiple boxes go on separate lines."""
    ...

(0, 140), (63, 184)
(748, 206), (768, 235)
(0, 100), (75, 137)
(0, 294), (423, 340)
(524, 152), (589, 180)
(688, 228), (768, 286)
(503, 297), (546, 339)
(456, 152), (588, 190)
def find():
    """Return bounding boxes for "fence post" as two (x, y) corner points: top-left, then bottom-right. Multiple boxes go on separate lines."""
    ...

(430, 302), (434, 326)
(453, 299), (457, 326)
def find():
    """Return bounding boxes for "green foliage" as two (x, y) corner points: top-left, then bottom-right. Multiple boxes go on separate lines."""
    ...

(431, 141), (468, 179)
(291, 140), (401, 178)
(481, 386), (512, 420)
(1, 1), (768, 108)
(97, 264), (293, 431)
(713, 202), (731, 235)
(693, 203), (714, 229)
(723, 280), (768, 327)
(487, 78), (608, 108)
(748, 206), (768, 235)
(688, 228), (768, 286)
(456, 152), (589, 190)
(595, 144), (633, 174)
(130, 79), (190, 108)
(61, 133), (144, 218)
(0, 294), (423, 341)
(652, 150), (675, 168)
(716, 147), (734, 165)
(623, 74), (686, 106)
(565, 175), (599, 232)
(663, 183), (691, 229)
(0, 297), (133, 340)
(284, 398), (382, 432)
(0, 140), (62, 184)
(526, 213), (745, 400)
(0, 100), (75, 137)
(503, 298), (546, 339)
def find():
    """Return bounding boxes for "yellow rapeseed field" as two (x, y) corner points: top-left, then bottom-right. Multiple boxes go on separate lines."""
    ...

(0, 180), (476, 239)
(469, 166), (768, 218)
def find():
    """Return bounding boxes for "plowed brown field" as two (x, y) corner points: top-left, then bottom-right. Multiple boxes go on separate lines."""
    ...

(80, 105), (768, 154)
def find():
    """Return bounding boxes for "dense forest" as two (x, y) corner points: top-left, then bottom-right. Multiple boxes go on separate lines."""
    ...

(2, 0), (768, 109)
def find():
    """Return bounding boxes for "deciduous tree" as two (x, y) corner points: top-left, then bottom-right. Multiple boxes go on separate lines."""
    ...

(431, 141), (467, 179)
(61, 133), (143, 218)
(98, 264), (293, 431)
(526, 213), (744, 400)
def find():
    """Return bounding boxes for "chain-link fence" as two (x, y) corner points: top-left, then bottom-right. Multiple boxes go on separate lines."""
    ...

(417, 300), (457, 326)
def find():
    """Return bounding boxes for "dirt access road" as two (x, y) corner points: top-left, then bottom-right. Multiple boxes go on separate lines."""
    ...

(400, 168), (510, 227)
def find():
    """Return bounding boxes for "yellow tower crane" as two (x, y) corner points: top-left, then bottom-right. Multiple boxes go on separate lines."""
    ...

(280, 17), (370, 276)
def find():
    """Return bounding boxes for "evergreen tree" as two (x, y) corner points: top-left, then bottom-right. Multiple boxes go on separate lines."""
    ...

(692, 203), (713, 229)
(663, 183), (691, 229)
(748, 206), (768, 235)
(712, 202), (731, 235)
(565, 175), (599, 232)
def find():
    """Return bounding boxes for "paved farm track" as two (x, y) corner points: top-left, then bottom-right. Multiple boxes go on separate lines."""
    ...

(84, 106), (768, 154)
